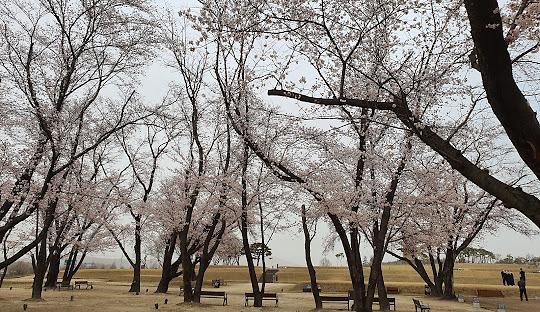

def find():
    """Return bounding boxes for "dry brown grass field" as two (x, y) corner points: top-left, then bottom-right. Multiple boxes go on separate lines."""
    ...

(1, 263), (539, 311)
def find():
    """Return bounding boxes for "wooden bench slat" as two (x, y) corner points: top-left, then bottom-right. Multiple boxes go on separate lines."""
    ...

(199, 290), (228, 306)
(386, 287), (400, 294)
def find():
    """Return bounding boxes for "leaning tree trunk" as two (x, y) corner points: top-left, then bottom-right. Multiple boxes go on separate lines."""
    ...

(129, 215), (141, 293)
(193, 260), (209, 303)
(241, 219), (262, 306)
(156, 233), (179, 293)
(194, 218), (226, 303)
(301, 205), (322, 309)
(44, 250), (60, 288)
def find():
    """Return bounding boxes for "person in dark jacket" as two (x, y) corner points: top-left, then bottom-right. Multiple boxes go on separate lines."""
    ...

(518, 278), (528, 301)
(520, 268), (526, 281)
(509, 272), (515, 286)
(501, 271), (506, 286)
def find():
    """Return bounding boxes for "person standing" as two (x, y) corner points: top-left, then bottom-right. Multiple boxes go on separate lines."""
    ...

(509, 272), (515, 286)
(520, 268), (526, 281)
(501, 271), (507, 286)
(518, 278), (528, 301)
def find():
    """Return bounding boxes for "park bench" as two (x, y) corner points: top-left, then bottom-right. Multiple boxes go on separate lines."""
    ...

(244, 292), (278, 306)
(372, 297), (396, 310)
(476, 289), (504, 297)
(74, 280), (93, 289)
(320, 295), (350, 310)
(55, 282), (73, 291)
(386, 286), (400, 294)
(199, 290), (228, 305)
(413, 298), (430, 312)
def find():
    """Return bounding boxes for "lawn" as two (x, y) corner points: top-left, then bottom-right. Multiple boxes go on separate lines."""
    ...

(4, 262), (534, 297)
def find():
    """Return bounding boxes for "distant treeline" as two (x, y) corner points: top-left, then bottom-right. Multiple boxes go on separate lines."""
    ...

(457, 247), (540, 265)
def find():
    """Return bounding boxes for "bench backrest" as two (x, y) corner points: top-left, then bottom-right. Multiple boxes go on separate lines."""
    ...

(386, 287), (399, 294)
(75, 281), (88, 284)
(245, 292), (277, 298)
(200, 290), (225, 296)
(320, 296), (349, 301)
(373, 297), (395, 303)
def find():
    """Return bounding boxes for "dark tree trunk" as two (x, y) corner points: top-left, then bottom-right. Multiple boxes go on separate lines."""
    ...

(61, 248), (75, 285)
(129, 214), (141, 293)
(193, 262), (207, 303)
(442, 249), (456, 299)
(348, 232), (368, 312)
(62, 247), (86, 286)
(464, 0), (540, 184)
(240, 139), (261, 306)
(301, 205), (322, 309)
(0, 265), (6, 288)
(259, 200), (267, 295)
(31, 238), (48, 299)
(156, 233), (179, 293)
(44, 250), (60, 288)
(0, 232), (9, 288)
(181, 255), (194, 302)
(377, 272), (390, 310)
(194, 218), (226, 303)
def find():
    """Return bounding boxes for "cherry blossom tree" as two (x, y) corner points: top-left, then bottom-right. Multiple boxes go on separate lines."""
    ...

(0, 0), (156, 275)
(108, 105), (180, 293)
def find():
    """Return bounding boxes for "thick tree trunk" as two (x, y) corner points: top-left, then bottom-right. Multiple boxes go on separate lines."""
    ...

(129, 215), (141, 293)
(348, 231), (368, 312)
(376, 268), (390, 310)
(44, 250), (60, 288)
(193, 258), (212, 303)
(181, 256), (194, 302)
(301, 205), (322, 309)
(464, 0), (540, 183)
(194, 218), (226, 303)
(156, 233), (178, 294)
(442, 249), (456, 299)
(31, 239), (48, 299)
